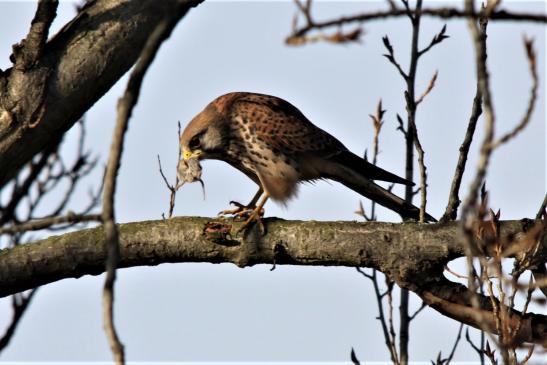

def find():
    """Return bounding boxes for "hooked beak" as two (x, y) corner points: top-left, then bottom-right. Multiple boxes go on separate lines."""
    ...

(183, 149), (202, 160)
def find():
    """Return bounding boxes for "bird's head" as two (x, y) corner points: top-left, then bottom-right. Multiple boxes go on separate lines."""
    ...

(180, 104), (228, 161)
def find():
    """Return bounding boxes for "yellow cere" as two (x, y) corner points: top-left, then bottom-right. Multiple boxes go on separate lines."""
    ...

(183, 150), (193, 160)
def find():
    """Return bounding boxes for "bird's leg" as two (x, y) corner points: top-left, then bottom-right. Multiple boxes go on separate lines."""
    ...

(237, 192), (270, 234)
(218, 188), (263, 218)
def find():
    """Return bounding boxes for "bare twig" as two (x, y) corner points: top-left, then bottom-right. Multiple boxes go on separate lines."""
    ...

(101, 5), (195, 363)
(0, 213), (101, 235)
(0, 137), (62, 225)
(516, 345), (534, 365)
(288, 0), (363, 46)
(406, 99), (429, 223)
(446, 323), (464, 364)
(157, 121), (183, 218)
(488, 38), (538, 150)
(366, 99), (386, 221)
(418, 24), (449, 57)
(357, 268), (399, 363)
(460, 4), (495, 222)
(382, 36), (408, 80)
(383, 1), (431, 362)
(386, 276), (400, 364)
(396, 113), (407, 137)
(350, 347), (361, 365)
(445, 265), (469, 279)
(459, 5), (494, 333)
(408, 301), (426, 321)
(293, 0), (313, 25)
(415, 70), (438, 105)
(0, 289), (38, 351)
(354, 200), (371, 221)
(440, 59), (483, 222)
(0, 119), (98, 357)
(386, 0), (397, 11)
(536, 194), (547, 220)
(286, 6), (547, 44)
(466, 327), (485, 365)
(158, 156), (177, 219)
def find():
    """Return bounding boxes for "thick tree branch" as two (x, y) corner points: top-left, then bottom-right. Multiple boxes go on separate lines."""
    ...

(12, 0), (58, 71)
(0, 218), (544, 343)
(421, 278), (546, 347)
(0, 0), (202, 189)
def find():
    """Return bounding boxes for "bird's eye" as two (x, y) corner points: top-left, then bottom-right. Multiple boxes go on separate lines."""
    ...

(189, 135), (201, 150)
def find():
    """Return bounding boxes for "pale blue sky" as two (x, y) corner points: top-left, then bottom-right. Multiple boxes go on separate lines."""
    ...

(0, 1), (545, 363)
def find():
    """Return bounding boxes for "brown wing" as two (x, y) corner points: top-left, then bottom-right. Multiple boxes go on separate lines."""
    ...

(229, 93), (347, 158)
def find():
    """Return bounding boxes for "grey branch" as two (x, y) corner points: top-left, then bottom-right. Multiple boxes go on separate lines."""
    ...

(100, 4), (198, 363)
(0, 213), (100, 235)
(440, 67), (483, 222)
(12, 0), (58, 71)
(0, 217), (545, 344)
(286, 6), (547, 44)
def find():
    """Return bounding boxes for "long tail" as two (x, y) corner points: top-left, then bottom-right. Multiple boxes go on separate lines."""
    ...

(326, 151), (436, 222)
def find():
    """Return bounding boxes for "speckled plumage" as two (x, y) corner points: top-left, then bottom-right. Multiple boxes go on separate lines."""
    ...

(180, 92), (435, 222)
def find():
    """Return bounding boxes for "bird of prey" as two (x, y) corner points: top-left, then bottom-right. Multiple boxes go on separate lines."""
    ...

(179, 92), (435, 230)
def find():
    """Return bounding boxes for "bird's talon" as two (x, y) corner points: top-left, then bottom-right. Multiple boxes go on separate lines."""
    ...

(229, 201), (245, 208)
(236, 211), (265, 235)
(218, 201), (257, 219)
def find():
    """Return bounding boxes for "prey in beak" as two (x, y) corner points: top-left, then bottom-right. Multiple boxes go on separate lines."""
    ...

(176, 156), (205, 199)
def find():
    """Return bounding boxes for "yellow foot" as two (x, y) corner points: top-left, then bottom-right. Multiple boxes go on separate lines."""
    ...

(218, 201), (264, 220)
(237, 208), (266, 235)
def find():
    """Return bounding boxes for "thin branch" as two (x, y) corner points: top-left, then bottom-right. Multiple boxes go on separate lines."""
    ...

(407, 97), (429, 223)
(531, 263), (547, 299)
(157, 122), (183, 219)
(357, 268), (399, 363)
(395, 113), (407, 137)
(0, 213), (101, 235)
(536, 194), (547, 220)
(408, 301), (426, 321)
(158, 155), (177, 219)
(0, 289), (38, 351)
(367, 99), (386, 221)
(440, 55), (483, 222)
(286, 6), (547, 44)
(287, 0), (363, 46)
(387, 277), (399, 363)
(418, 24), (449, 57)
(382, 36), (408, 80)
(415, 70), (438, 105)
(459, 5), (495, 331)
(465, 327), (485, 363)
(350, 347), (361, 365)
(386, 0), (397, 11)
(460, 5), (495, 221)
(445, 323), (464, 364)
(0, 138), (62, 225)
(395, 1), (428, 363)
(487, 38), (538, 150)
(101, 5), (194, 363)
(516, 345), (534, 365)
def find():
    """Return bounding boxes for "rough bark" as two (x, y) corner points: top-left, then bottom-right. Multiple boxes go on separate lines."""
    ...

(0, 217), (545, 344)
(0, 0), (200, 188)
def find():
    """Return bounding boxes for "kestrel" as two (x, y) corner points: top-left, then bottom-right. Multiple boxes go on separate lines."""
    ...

(179, 92), (435, 230)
